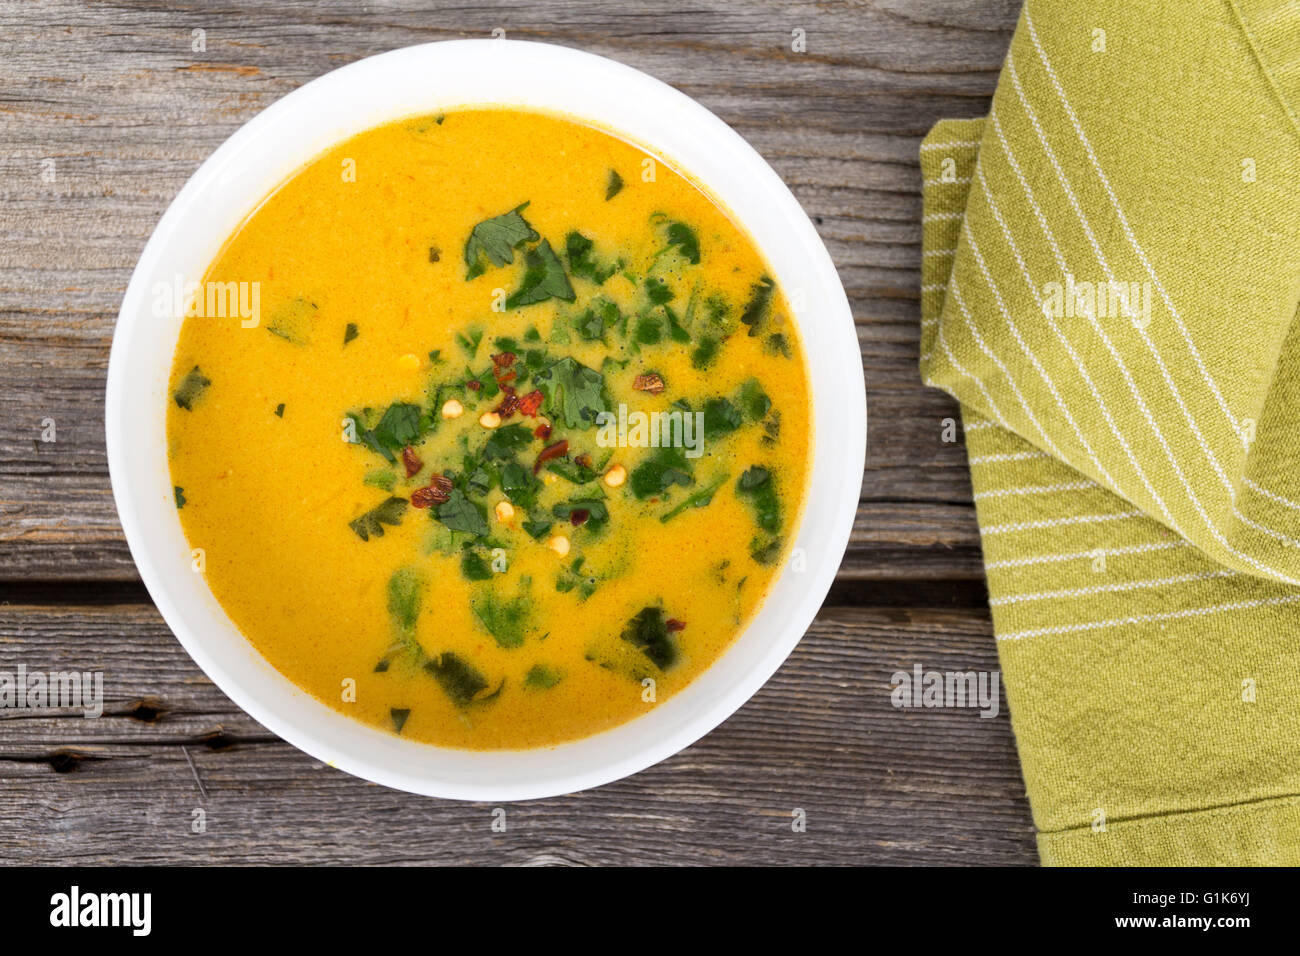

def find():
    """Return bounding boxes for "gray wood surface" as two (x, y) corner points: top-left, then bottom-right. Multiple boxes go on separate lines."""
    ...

(0, 0), (1033, 865)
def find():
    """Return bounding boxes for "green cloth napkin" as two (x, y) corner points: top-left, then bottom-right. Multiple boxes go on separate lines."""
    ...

(920, 0), (1300, 865)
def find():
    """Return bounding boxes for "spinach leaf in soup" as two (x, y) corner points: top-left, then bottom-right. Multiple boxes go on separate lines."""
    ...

(464, 203), (538, 280)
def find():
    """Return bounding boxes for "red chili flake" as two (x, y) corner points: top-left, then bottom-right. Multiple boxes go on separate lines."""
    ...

(666, 619), (686, 632)
(569, 509), (590, 527)
(533, 438), (569, 474)
(533, 423), (552, 440)
(401, 446), (422, 479)
(410, 474), (453, 509)
(491, 351), (517, 368)
(517, 389), (544, 417)
(466, 379), (481, 391)
(495, 368), (517, 385)
(410, 486), (446, 508)
(633, 373), (666, 394)
(496, 391), (520, 418)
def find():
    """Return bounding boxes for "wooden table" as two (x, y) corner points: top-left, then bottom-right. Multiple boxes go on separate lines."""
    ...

(0, 0), (1035, 865)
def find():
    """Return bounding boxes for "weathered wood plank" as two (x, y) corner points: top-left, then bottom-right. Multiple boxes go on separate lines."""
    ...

(0, 0), (1006, 581)
(0, 0), (1027, 865)
(0, 600), (1032, 865)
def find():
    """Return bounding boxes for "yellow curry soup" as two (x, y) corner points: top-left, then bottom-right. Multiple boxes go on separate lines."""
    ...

(166, 108), (812, 749)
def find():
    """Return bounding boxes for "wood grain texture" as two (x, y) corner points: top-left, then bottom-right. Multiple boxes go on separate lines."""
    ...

(0, 0), (1005, 582)
(0, 601), (1034, 865)
(0, 0), (1031, 865)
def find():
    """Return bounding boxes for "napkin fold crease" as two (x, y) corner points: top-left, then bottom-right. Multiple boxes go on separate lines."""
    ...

(920, 0), (1300, 865)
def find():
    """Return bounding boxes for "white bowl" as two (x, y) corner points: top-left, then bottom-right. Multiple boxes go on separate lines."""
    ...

(105, 40), (865, 801)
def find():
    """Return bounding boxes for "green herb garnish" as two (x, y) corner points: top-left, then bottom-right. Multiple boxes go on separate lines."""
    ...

(565, 231), (617, 285)
(267, 297), (317, 345)
(660, 474), (727, 522)
(460, 548), (493, 581)
(630, 446), (692, 499)
(425, 652), (500, 706)
(482, 423), (534, 460)
(173, 366), (211, 410)
(662, 221), (700, 264)
(464, 203), (537, 280)
(349, 496), (408, 541)
(532, 356), (606, 430)
(387, 565), (423, 643)
(471, 589), (532, 649)
(436, 488), (489, 537)
(390, 708), (410, 733)
(506, 238), (576, 308)
(524, 663), (563, 689)
(736, 466), (780, 533)
(620, 606), (678, 670)
(605, 169), (623, 201)
(740, 276), (775, 337)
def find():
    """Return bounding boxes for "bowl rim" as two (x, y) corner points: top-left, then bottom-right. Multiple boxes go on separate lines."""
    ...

(105, 38), (866, 801)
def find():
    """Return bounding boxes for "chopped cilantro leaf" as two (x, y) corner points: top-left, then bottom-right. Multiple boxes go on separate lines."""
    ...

(506, 238), (576, 308)
(349, 496), (408, 541)
(663, 221), (700, 264)
(436, 488), (489, 536)
(605, 169), (624, 201)
(464, 203), (537, 279)
(173, 366), (210, 410)
(532, 356), (606, 430)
